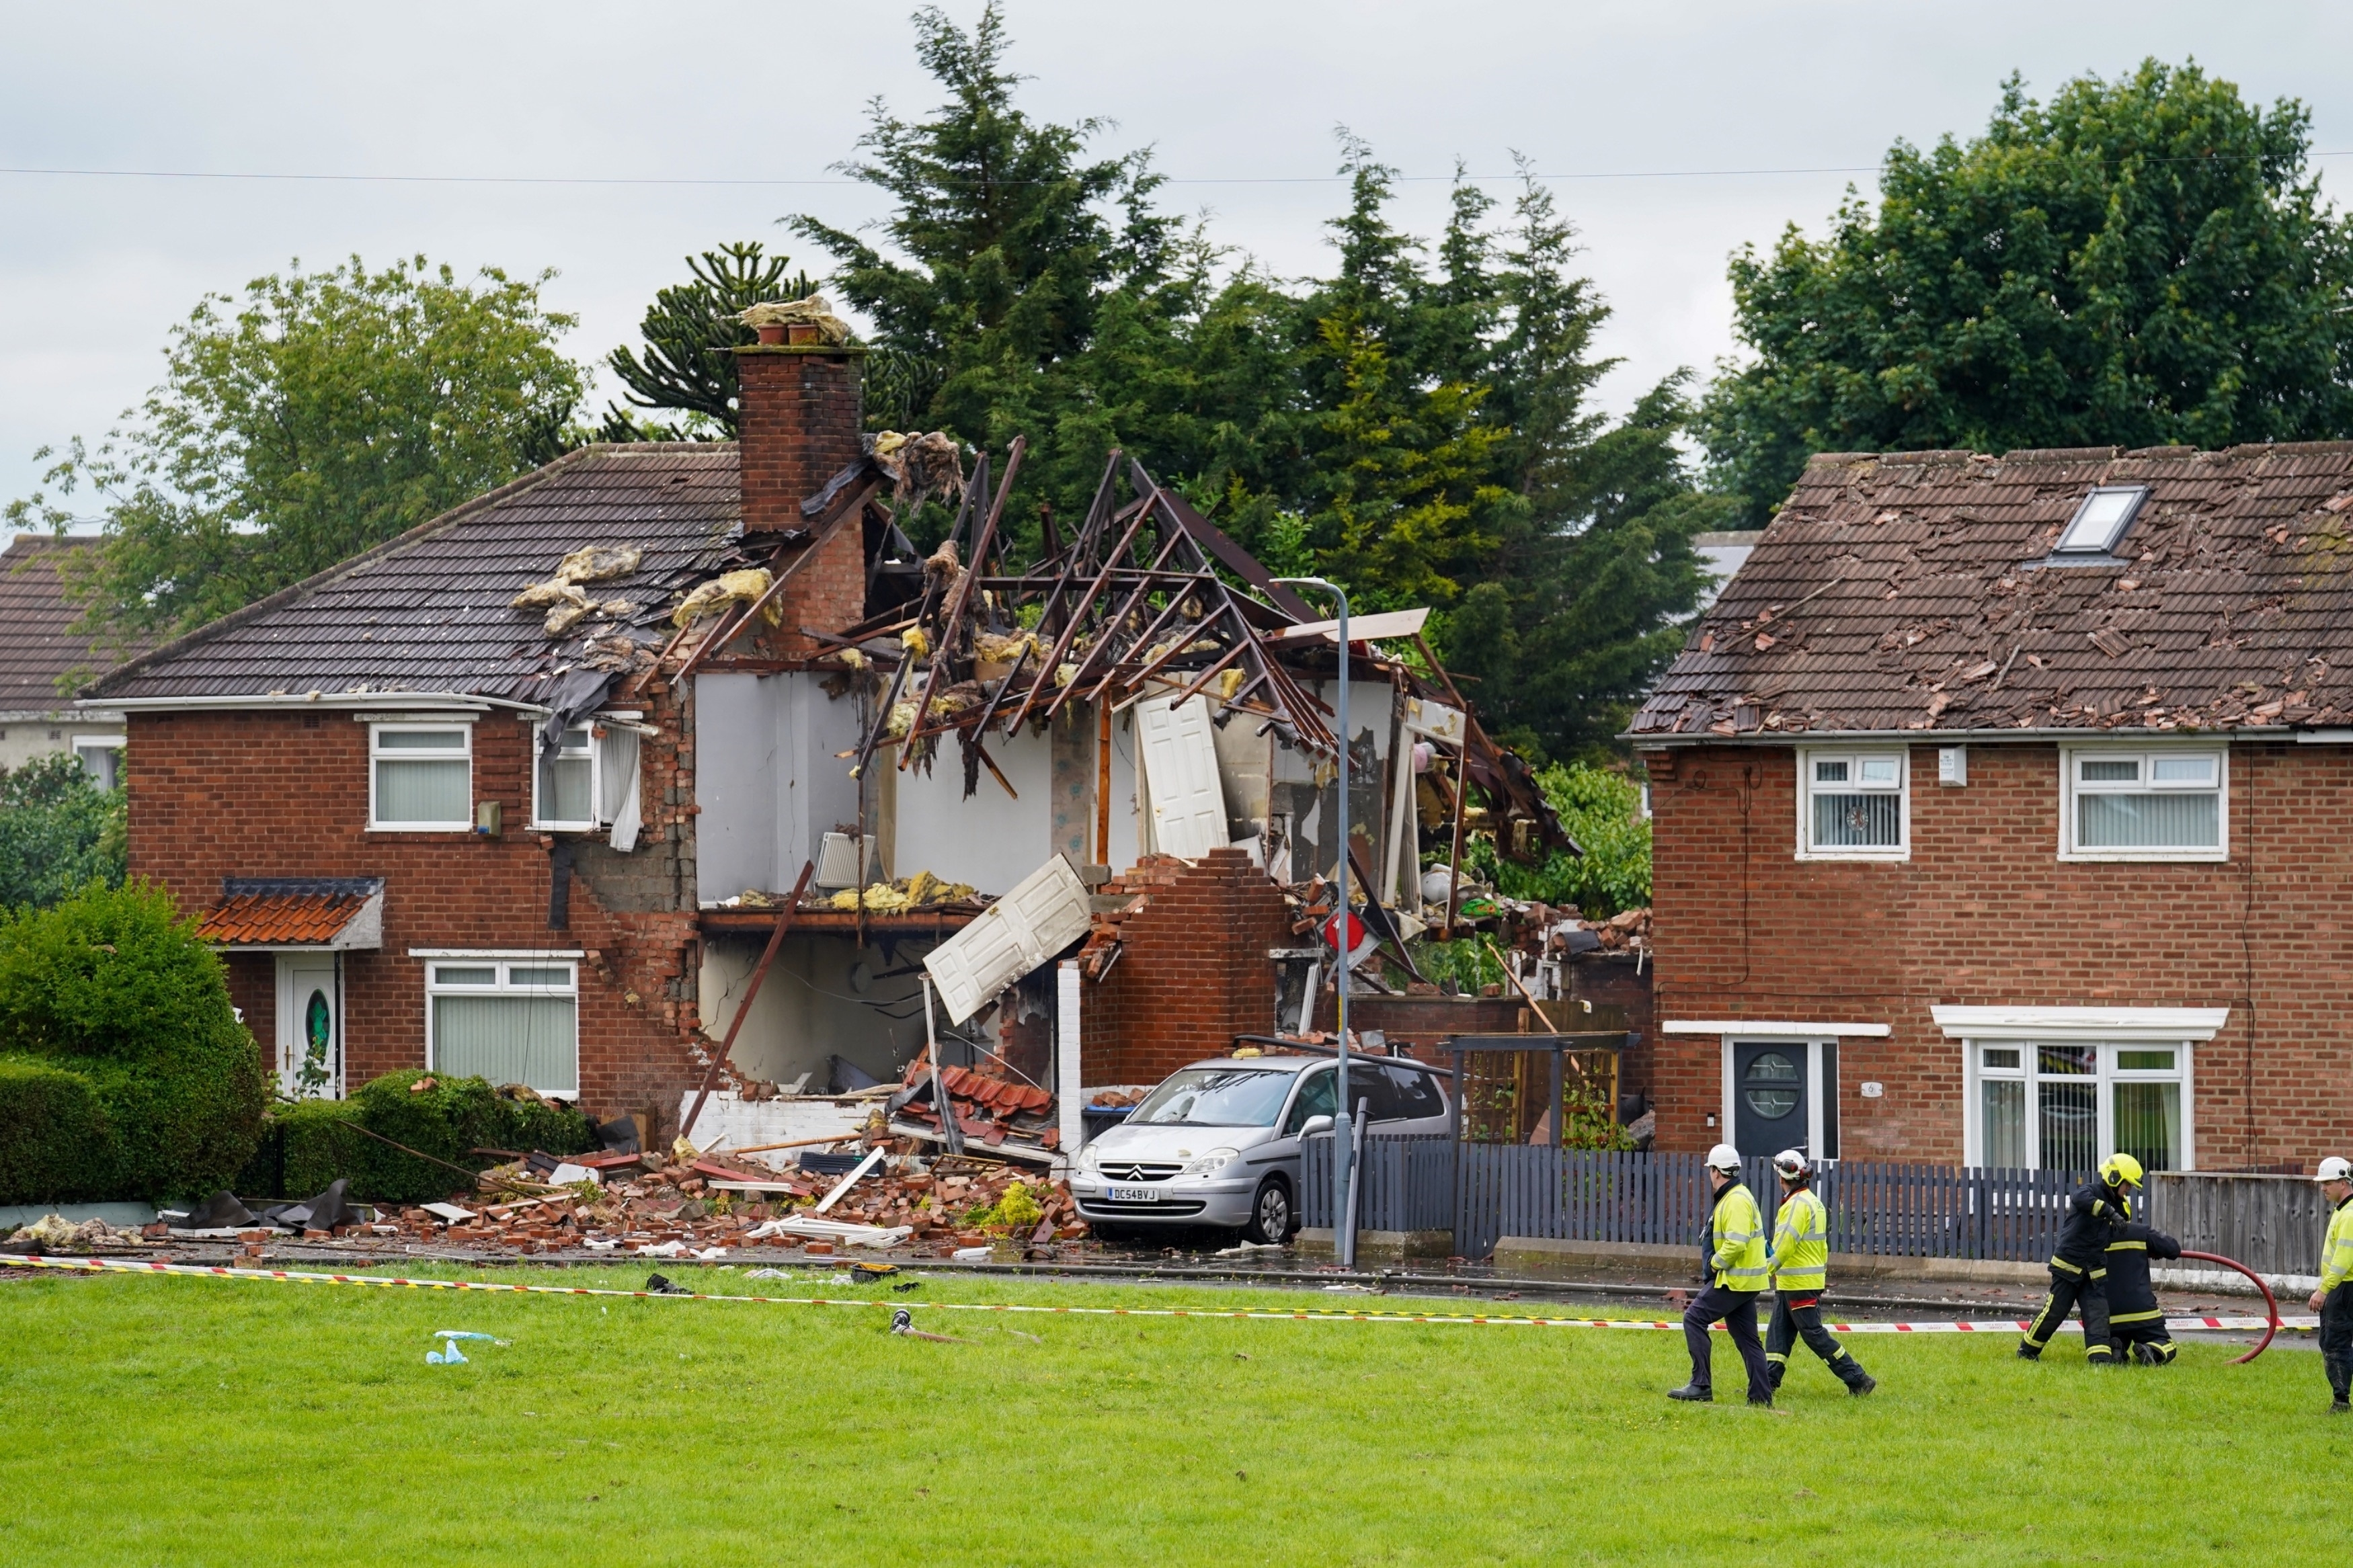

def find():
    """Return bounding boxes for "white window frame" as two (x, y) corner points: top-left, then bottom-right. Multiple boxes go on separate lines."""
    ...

(423, 957), (580, 1098)
(2058, 745), (2228, 862)
(1795, 747), (1910, 861)
(368, 720), (475, 832)
(530, 721), (600, 831)
(1962, 1039), (2196, 1173)
(2053, 485), (2149, 555)
(73, 733), (126, 790)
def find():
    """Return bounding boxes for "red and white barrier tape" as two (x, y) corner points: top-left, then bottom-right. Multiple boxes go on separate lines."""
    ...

(8, 1255), (2317, 1333)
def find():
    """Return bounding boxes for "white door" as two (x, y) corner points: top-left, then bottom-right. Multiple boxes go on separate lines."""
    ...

(1136, 694), (1228, 860)
(276, 953), (342, 1098)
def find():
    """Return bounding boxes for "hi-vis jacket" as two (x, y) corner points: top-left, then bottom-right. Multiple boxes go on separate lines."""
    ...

(1709, 1182), (1769, 1292)
(1770, 1186), (1830, 1294)
(2323, 1193), (2353, 1294)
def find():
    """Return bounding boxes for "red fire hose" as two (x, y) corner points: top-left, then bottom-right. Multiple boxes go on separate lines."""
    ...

(2178, 1249), (2280, 1363)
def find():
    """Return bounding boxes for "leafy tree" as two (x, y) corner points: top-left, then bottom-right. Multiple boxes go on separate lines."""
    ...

(1702, 60), (2353, 526)
(604, 241), (813, 438)
(8, 255), (583, 647)
(1468, 761), (1651, 915)
(0, 752), (124, 909)
(0, 880), (266, 1198)
(789, 2), (1187, 548)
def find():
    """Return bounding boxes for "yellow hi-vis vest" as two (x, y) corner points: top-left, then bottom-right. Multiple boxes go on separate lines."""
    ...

(1771, 1186), (1829, 1294)
(1710, 1182), (1769, 1292)
(2323, 1194), (2353, 1294)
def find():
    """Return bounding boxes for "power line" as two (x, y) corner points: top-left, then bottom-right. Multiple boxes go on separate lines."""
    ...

(1, 151), (2346, 192)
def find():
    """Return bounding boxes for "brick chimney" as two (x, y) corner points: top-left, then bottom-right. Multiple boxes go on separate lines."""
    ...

(733, 340), (868, 642)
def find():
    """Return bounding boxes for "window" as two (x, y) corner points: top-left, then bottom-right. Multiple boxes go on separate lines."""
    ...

(2061, 747), (2226, 860)
(2054, 486), (2147, 555)
(73, 735), (124, 791)
(1797, 749), (1908, 859)
(1379, 1063), (1447, 1122)
(1970, 1040), (2190, 1171)
(529, 718), (643, 843)
(370, 725), (473, 830)
(534, 725), (596, 829)
(426, 959), (577, 1095)
(1283, 1067), (1337, 1134)
(1129, 1067), (1293, 1127)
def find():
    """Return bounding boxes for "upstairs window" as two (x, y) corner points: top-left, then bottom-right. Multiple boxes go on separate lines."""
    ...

(1798, 749), (1908, 860)
(533, 725), (597, 830)
(2062, 747), (2225, 860)
(370, 724), (472, 831)
(2054, 486), (2148, 555)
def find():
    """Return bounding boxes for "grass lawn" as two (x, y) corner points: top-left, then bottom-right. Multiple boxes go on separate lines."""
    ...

(1, 1262), (2344, 1565)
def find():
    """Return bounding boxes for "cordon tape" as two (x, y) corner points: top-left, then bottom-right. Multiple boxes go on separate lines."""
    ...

(7, 1254), (2312, 1336)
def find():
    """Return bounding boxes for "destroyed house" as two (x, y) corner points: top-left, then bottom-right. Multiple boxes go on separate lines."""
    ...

(1630, 442), (2353, 1175)
(86, 331), (1557, 1146)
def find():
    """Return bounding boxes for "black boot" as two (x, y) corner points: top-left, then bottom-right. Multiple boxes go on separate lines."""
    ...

(1667, 1383), (1712, 1403)
(2016, 1342), (2041, 1360)
(1838, 1359), (1876, 1395)
(2327, 1355), (2351, 1414)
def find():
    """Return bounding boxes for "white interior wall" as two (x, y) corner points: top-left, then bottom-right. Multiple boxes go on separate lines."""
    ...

(889, 724), (1053, 894)
(699, 932), (936, 1088)
(692, 671), (863, 906)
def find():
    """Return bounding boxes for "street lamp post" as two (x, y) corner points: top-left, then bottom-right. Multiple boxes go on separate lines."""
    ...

(1273, 577), (1354, 1267)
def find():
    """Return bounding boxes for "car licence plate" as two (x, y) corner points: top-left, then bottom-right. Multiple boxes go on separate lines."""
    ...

(1105, 1186), (1163, 1203)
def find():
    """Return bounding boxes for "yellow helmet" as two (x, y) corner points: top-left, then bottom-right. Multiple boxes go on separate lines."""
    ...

(2100, 1152), (2145, 1188)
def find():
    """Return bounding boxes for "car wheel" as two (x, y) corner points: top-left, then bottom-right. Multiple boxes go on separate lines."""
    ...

(1246, 1175), (1293, 1246)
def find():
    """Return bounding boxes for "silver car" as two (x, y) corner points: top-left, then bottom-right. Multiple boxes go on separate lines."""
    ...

(1069, 1053), (1452, 1245)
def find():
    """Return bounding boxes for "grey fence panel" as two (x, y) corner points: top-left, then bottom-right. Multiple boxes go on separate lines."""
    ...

(1300, 1134), (1454, 1235)
(2146, 1173), (2334, 1276)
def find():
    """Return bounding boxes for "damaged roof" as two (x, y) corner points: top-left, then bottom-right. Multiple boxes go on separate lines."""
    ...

(0, 534), (134, 713)
(85, 446), (744, 707)
(1632, 442), (2353, 740)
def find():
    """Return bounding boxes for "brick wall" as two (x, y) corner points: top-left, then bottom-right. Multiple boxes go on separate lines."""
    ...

(734, 345), (867, 653)
(1083, 849), (1291, 1085)
(1645, 740), (2352, 1171)
(126, 705), (707, 1120)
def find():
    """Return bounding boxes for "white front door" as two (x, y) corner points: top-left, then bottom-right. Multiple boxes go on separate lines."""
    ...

(1136, 694), (1228, 859)
(276, 953), (341, 1098)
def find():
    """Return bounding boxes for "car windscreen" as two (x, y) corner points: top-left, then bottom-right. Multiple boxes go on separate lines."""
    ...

(1129, 1067), (1295, 1128)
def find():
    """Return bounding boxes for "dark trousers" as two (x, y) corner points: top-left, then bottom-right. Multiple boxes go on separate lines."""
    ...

(2022, 1266), (2115, 1362)
(2322, 1284), (2353, 1401)
(1683, 1285), (1772, 1402)
(1767, 1294), (1868, 1388)
(2110, 1318), (2176, 1364)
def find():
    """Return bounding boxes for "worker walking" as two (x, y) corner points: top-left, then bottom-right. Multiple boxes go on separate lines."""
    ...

(2307, 1156), (2353, 1413)
(1669, 1144), (1773, 1407)
(2101, 1217), (2184, 1366)
(2020, 1153), (2142, 1364)
(1763, 1150), (1875, 1395)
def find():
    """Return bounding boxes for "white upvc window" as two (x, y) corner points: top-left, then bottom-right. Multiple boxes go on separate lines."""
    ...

(74, 733), (126, 791)
(1796, 748), (1908, 860)
(1966, 1040), (2194, 1173)
(424, 958), (579, 1097)
(532, 724), (598, 830)
(2059, 746), (2227, 861)
(370, 723), (474, 831)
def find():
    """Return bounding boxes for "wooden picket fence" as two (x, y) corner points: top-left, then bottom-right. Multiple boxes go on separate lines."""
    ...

(1304, 1141), (2334, 1273)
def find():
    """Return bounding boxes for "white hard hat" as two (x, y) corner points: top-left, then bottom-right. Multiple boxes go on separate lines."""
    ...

(1772, 1148), (1810, 1180)
(2317, 1155), (2352, 1184)
(1704, 1143), (1742, 1173)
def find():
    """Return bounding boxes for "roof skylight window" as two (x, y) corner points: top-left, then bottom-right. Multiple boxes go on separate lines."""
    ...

(2053, 486), (2147, 555)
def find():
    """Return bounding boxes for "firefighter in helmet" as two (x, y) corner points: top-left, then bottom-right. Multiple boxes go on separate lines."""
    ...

(2019, 1153), (2141, 1364)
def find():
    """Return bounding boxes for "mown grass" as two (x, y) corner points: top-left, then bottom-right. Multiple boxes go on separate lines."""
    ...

(0, 1261), (2344, 1565)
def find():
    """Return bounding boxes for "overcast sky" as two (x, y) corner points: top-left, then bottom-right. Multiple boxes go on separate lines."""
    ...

(5, 1), (2349, 522)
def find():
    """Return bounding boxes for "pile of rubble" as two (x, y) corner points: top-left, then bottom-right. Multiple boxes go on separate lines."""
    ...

(892, 1062), (1059, 1154)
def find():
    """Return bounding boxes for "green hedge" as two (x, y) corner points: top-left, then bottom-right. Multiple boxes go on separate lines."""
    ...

(0, 1057), (118, 1204)
(237, 1073), (598, 1204)
(0, 882), (267, 1202)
